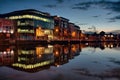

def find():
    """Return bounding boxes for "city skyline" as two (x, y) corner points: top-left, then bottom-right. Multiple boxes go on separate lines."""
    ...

(0, 0), (120, 32)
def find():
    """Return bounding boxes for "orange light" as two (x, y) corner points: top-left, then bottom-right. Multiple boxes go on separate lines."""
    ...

(71, 45), (76, 52)
(6, 33), (10, 37)
(38, 54), (42, 58)
(6, 48), (10, 51)
(36, 28), (44, 36)
(55, 51), (59, 56)
(72, 31), (76, 37)
(64, 48), (68, 54)
(36, 47), (44, 56)
(64, 30), (67, 35)
(55, 28), (59, 32)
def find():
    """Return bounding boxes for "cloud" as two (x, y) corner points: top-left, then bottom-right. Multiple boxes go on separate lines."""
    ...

(106, 12), (112, 15)
(72, 7), (87, 10)
(92, 15), (101, 18)
(108, 20), (116, 23)
(72, 2), (91, 10)
(55, 0), (64, 4)
(103, 1), (120, 12)
(44, 4), (57, 8)
(107, 15), (120, 22)
(109, 15), (120, 20)
(74, 22), (88, 25)
(43, 0), (64, 9)
(78, 23), (88, 25)
(72, 0), (120, 12)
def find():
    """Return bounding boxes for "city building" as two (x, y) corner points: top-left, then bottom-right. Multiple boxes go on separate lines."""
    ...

(68, 23), (80, 40)
(0, 45), (14, 66)
(1, 9), (54, 40)
(74, 25), (81, 40)
(53, 16), (69, 40)
(0, 9), (83, 43)
(60, 17), (69, 40)
(0, 18), (16, 44)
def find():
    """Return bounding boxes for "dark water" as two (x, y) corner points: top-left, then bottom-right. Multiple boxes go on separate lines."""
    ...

(0, 42), (120, 80)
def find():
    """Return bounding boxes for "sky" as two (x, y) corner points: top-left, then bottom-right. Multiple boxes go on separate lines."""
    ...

(0, 0), (120, 32)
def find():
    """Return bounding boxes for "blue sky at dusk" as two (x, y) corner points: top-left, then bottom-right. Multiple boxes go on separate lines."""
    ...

(0, 0), (120, 32)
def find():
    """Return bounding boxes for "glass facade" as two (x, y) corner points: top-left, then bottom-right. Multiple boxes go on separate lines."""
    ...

(0, 9), (81, 41)
(4, 10), (54, 40)
(34, 19), (54, 29)
(8, 15), (54, 29)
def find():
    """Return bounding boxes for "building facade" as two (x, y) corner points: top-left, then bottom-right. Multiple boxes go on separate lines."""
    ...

(0, 9), (81, 42)
(0, 18), (16, 43)
(53, 16), (69, 40)
(1, 9), (54, 40)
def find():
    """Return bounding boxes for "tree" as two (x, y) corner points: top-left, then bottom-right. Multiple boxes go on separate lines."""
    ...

(99, 31), (105, 36)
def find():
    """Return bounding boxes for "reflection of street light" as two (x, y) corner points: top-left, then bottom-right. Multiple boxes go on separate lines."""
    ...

(55, 28), (59, 32)
(55, 51), (59, 56)
(55, 63), (60, 67)
(64, 48), (68, 54)
(71, 45), (76, 52)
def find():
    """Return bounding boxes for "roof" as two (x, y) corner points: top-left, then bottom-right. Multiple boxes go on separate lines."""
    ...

(1, 9), (50, 17)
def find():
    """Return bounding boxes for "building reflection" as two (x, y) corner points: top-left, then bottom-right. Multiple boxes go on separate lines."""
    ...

(83, 42), (120, 50)
(53, 44), (81, 67)
(11, 45), (54, 72)
(0, 43), (120, 72)
(0, 45), (14, 66)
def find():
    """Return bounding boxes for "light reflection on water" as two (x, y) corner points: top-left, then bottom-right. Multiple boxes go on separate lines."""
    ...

(0, 42), (120, 80)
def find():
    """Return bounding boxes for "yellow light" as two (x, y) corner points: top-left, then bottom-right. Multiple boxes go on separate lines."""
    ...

(48, 45), (53, 48)
(12, 60), (53, 69)
(36, 47), (44, 56)
(18, 29), (34, 33)
(36, 28), (44, 36)
(9, 15), (50, 22)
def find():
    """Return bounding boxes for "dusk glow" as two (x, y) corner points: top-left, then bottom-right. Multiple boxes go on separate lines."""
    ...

(0, 0), (120, 32)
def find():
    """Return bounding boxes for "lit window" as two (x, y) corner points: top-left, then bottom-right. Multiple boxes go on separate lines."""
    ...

(9, 15), (51, 22)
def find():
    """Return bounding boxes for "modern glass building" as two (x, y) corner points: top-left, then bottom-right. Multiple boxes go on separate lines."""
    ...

(1, 9), (54, 40)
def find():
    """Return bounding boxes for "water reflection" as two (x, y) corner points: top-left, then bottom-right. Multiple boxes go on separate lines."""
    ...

(83, 42), (120, 49)
(0, 42), (120, 73)
(0, 44), (81, 72)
